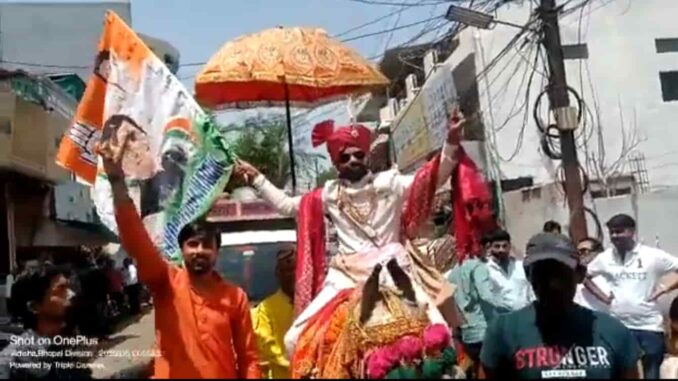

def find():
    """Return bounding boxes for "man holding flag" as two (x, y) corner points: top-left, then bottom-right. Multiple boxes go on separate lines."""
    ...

(55, 11), (260, 378)
(98, 133), (260, 379)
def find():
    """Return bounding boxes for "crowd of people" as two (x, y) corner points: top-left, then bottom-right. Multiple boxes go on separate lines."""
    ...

(3, 109), (678, 380)
(448, 217), (678, 379)
(5, 252), (147, 342)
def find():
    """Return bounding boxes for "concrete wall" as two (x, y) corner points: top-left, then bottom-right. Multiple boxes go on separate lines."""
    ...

(0, 88), (71, 183)
(502, 183), (571, 256)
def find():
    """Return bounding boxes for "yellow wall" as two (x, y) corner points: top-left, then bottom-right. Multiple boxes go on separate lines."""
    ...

(0, 90), (69, 183)
(0, 90), (16, 165)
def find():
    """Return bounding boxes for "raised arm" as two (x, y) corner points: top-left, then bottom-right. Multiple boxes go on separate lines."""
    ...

(234, 159), (301, 217)
(434, 110), (465, 187)
(436, 142), (461, 188)
(252, 175), (301, 216)
(99, 137), (169, 290)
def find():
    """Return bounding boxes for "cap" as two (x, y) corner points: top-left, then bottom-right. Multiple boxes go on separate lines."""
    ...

(606, 213), (636, 230)
(524, 233), (579, 270)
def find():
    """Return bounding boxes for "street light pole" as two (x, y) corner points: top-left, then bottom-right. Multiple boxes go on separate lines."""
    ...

(539, 0), (588, 241)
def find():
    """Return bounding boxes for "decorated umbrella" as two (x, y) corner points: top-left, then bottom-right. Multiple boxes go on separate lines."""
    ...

(195, 26), (389, 192)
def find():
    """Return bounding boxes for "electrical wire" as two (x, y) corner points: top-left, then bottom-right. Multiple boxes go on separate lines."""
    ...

(379, 4), (408, 53)
(340, 16), (444, 42)
(334, 5), (418, 38)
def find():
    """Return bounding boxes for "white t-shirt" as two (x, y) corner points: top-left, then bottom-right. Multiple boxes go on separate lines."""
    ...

(587, 243), (678, 332)
(123, 264), (138, 286)
(486, 257), (535, 312)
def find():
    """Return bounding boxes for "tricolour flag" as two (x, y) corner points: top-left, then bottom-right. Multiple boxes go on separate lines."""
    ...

(56, 11), (234, 262)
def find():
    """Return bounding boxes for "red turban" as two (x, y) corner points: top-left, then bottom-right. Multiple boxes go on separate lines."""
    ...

(311, 120), (372, 166)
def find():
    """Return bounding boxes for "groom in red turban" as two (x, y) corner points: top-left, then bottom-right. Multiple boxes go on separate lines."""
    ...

(310, 120), (373, 182)
(234, 110), (494, 364)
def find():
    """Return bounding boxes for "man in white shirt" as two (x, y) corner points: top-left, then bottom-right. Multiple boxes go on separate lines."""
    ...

(485, 229), (534, 313)
(235, 112), (470, 356)
(574, 237), (610, 311)
(587, 214), (678, 379)
(122, 257), (141, 315)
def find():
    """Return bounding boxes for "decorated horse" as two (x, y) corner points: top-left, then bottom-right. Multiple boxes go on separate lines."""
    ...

(292, 258), (465, 379)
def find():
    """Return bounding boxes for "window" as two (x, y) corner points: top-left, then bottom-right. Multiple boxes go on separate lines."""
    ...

(655, 38), (678, 53)
(659, 71), (678, 102)
(562, 43), (589, 60)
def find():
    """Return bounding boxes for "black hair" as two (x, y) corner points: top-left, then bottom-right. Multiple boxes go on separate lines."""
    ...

(671, 295), (678, 321)
(606, 214), (636, 230)
(543, 220), (562, 233)
(14, 264), (71, 330)
(481, 233), (492, 247)
(486, 229), (511, 244)
(123, 258), (133, 267)
(101, 114), (145, 142)
(178, 217), (221, 248)
(578, 237), (603, 252)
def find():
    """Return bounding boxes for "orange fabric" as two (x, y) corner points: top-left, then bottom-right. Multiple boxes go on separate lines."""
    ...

(194, 26), (389, 109)
(115, 201), (261, 379)
(291, 289), (353, 379)
(56, 11), (150, 184)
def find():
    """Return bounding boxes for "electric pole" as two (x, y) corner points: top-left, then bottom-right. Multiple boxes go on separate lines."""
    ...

(539, 0), (588, 241)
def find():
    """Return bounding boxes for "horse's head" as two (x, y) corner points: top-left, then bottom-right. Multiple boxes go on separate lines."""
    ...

(359, 259), (419, 325)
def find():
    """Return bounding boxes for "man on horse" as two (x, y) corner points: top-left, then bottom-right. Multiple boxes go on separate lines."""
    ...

(234, 109), (490, 367)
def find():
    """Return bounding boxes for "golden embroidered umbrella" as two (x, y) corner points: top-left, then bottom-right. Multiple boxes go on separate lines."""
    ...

(194, 26), (389, 191)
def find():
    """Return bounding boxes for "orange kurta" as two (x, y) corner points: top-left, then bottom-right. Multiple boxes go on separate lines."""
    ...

(115, 201), (261, 379)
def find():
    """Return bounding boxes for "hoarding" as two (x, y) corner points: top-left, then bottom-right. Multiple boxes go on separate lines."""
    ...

(391, 62), (458, 171)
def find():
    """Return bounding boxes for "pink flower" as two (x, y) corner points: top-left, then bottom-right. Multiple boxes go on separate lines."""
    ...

(395, 336), (423, 363)
(423, 324), (451, 354)
(366, 349), (395, 379)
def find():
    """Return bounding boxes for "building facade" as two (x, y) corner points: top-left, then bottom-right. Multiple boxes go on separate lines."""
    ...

(445, 0), (678, 188)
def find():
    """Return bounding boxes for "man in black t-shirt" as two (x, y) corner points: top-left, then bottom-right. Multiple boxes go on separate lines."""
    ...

(480, 233), (641, 379)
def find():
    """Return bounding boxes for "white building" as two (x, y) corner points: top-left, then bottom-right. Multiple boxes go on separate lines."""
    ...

(0, 1), (180, 79)
(445, 0), (678, 189)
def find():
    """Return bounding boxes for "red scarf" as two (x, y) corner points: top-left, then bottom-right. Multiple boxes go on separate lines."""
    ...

(294, 188), (326, 317)
(452, 147), (497, 262)
(401, 154), (441, 241)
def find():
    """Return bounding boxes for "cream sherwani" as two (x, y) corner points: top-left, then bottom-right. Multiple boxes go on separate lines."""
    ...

(252, 143), (458, 356)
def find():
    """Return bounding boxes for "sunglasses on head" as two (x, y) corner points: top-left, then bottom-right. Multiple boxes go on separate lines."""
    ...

(339, 151), (366, 164)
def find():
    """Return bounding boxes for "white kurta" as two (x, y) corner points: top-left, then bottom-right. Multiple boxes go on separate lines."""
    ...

(252, 143), (456, 254)
(252, 143), (458, 355)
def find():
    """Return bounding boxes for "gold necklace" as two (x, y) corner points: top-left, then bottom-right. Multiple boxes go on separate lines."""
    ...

(337, 183), (377, 225)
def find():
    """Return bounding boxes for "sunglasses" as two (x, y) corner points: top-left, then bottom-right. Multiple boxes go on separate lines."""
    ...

(339, 151), (366, 164)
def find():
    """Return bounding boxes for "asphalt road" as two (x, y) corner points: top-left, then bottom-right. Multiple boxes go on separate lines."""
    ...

(91, 310), (155, 379)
